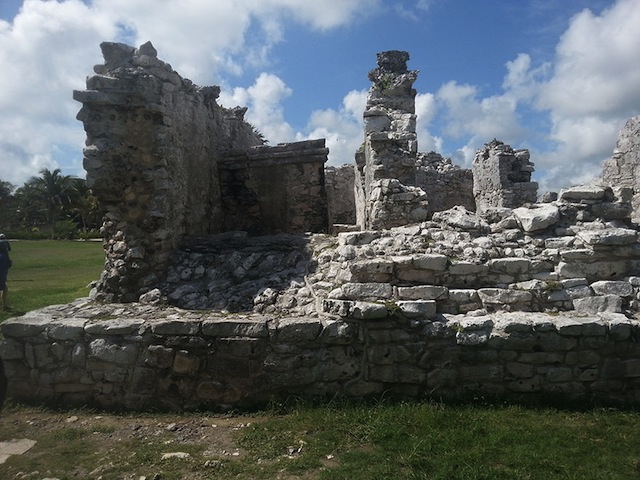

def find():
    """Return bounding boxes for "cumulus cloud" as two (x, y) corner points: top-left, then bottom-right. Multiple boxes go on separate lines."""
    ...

(297, 89), (367, 166)
(219, 73), (295, 143)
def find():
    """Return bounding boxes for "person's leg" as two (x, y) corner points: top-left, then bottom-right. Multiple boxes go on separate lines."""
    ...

(0, 269), (7, 309)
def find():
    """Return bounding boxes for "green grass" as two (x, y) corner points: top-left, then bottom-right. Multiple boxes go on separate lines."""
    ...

(1, 401), (639, 480)
(0, 239), (104, 323)
(232, 400), (640, 480)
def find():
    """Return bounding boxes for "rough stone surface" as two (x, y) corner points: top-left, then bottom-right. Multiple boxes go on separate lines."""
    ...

(602, 115), (640, 222)
(473, 139), (538, 213)
(3, 303), (640, 409)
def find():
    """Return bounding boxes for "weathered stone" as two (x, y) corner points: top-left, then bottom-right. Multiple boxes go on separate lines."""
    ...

(201, 318), (268, 338)
(473, 140), (537, 213)
(350, 301), (389, 320)
(397, 300), (436, 318)
(576, 228), (637, 245)
(397, 285), (448, 300)
(573, 295), (623, 314)
(590, 280), (633, 297)
(513, 204), (559, 232)
(559, 185), (607, 202)
(478, 288), (532, 305)
(341, 282), (393, 300)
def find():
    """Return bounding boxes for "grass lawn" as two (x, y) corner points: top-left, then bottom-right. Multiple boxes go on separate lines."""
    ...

(0, 239), (104, 323)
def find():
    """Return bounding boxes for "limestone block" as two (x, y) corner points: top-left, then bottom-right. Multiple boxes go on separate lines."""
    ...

(590, 280), (633, 297)
(85, 318), (146, 335)
(432, 206), (489, 231)
(341, 282), (393, 300)
(478, 288), (532, 305)
(201, 318), (269, 338)
(275, 317), (323, 342)
(512, 204), (559, 232)
(449, 289), (480, 303)
(559, 185), (607, 201)
(350, 301), (389, 320)
(412, 254), (448, 271)
(349, 259), (394, 282)
(448, 262), (488, 275)
(489, 258), (530, 274)
(557, 260), (628, 280)
(322, 320), (359, 345)
(576, 228), (637, 245)
(88, 338), (138, 365)
(47, 319), (87, 341)
(573, 295), (622, 314)
(0, 315), (49, 337)
(397, 285), (448, 300)
(397, 300), (436, 319)
(151, 319), (201, 335)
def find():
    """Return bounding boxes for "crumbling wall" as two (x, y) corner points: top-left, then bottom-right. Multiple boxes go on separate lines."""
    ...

(219, 140), (329, 235)
(355, 51), (428, 229)
(473, 139), (538, 213)
(74, 42), (329, 302)
(601, 116), (640, 222)
(325, 164), (356, 226)
(416, 152), (475, 215)
(74, 42), (263, 301)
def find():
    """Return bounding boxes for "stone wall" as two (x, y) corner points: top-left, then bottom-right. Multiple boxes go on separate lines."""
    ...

(74, 42), (328, 302)
(473, 139), (538, 213)
(416, 152), (475, 215)
(220, 140), (329, 235)
(2, 302), (639, 410)
(601, 115), (640, 222)
(325, 164), (356, 227)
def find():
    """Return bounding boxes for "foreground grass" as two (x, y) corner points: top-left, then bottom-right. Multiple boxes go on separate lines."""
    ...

(1, 401), (639, 479)
(0, 239), (104, 323)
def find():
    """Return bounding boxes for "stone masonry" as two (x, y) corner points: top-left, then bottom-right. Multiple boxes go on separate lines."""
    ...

(74, 42), (328, 302)
(602, 115), (640, 222)
(355, 51), (429, 230)
(473, 139), (538, 213)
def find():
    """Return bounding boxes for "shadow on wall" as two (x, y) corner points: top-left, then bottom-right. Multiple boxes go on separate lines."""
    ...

(160, 232), (316, 313)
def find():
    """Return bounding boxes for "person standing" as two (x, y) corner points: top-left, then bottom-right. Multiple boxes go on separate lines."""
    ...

(0, 233), (12, 310)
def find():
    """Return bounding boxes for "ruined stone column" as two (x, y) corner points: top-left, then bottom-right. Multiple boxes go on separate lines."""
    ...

(472, 139), (538, 213)
(355, 51), (428, 229)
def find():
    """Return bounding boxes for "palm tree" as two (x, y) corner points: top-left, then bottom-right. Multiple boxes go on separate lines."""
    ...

(22, 168), (80, 238)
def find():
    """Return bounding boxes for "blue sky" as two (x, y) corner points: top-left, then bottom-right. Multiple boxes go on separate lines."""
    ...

(0, 0), (639, 194)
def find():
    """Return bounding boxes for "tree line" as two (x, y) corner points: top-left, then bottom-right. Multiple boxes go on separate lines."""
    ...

(0, 168), (103, 239)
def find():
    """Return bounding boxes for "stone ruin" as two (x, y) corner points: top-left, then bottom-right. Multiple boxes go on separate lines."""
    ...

(2, 44), (640, 410)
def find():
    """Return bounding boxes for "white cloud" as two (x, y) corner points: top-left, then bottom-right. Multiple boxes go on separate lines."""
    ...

(532, 0), (640, 191)
(220, 73), (295, 143)
(0, 0), (378, 186)
(298, 89), (367, 166)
